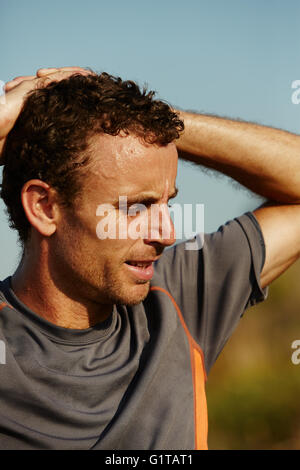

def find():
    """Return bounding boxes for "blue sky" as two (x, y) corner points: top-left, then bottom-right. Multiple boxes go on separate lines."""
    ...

(1, 0), (300, 278)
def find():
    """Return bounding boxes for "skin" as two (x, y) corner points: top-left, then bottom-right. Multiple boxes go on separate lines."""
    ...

(176, 111), (300, 288)
(0, 67), (91, 157)
(11, 134), (178, 329)
(4, 66), (300, 329)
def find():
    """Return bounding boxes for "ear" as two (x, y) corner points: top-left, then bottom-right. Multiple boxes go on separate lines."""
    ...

(21, 180), (59, 237)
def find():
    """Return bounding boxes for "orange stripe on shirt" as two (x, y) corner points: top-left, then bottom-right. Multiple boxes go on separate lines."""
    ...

(192, 347), (208, 449)
(150, 286), (208, 450)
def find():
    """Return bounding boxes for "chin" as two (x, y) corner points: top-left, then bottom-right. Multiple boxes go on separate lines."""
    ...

(113, 281), (151, 306)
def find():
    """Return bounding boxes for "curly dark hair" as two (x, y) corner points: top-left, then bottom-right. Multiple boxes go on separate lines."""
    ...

(1, 72), (184, 244)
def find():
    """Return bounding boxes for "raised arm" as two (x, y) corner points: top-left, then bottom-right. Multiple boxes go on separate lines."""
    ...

(175, 111), (300, 288)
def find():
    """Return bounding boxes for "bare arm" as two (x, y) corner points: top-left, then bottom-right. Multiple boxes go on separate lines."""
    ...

(175, 111), (300, 288)
(176, 111), (300, 203)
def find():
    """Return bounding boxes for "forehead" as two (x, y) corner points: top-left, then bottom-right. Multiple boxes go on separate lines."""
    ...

(85, 134), (178, 201)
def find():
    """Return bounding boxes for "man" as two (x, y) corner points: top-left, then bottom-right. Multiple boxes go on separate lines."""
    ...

(0, 66), (299, 450)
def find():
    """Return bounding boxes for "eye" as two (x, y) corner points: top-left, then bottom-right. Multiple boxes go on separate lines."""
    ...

(128, 203), (148, 216)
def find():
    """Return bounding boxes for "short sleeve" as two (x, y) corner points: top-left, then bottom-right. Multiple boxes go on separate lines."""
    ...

(152, 212), (268, 374)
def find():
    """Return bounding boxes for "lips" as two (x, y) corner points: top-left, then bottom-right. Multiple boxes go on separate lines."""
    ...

(126, 261), (153, 267)
(124, 259), (156, 281)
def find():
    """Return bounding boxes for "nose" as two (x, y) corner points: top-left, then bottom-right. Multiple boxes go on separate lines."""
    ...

(144, 203), (176, 247)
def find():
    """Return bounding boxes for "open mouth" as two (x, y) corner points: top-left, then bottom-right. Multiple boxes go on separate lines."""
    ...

(125, 261), (153, 268)
(124, 260), (155, 281)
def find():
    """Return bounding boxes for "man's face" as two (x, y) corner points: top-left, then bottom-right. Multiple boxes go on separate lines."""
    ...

(50, 133), (178, 307)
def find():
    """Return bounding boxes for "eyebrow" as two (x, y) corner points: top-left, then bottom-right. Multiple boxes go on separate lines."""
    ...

(112, 186), (179, 208)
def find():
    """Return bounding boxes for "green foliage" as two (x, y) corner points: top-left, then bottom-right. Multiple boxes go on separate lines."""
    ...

(206, 260), (300, 449)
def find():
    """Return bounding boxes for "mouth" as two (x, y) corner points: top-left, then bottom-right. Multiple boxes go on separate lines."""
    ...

(124, 259), (157, 281)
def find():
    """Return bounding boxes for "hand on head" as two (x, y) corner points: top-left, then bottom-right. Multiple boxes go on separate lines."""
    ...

(0, 66), (90, 162)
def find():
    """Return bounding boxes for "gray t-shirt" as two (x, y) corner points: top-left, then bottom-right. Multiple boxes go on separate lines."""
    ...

(0, 212), (267, 450)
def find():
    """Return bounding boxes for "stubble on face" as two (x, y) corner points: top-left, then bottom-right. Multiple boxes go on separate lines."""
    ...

(50, 134), (178, 310)
(49, 215), (153, 310)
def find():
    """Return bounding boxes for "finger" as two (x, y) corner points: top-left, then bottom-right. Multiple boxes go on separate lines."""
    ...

(34, 69), (91, 88)
(36, 68), (59, 77)
(37, 66), (88, 77)
(5, 67), (91, 92)
(4, 70), (89, 95)
(4, 75), (36, 92)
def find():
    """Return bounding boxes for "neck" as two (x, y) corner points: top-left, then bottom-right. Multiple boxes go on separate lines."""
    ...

(11, 248), (113, 330)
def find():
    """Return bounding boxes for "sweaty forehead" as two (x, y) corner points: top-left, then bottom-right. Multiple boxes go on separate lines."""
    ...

(90, 133), (174, 166)
(87, 134), (178, 199)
